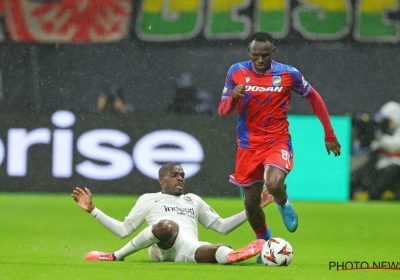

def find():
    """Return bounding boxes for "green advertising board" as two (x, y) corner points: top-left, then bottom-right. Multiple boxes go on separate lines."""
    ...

(286, 115), (351, 202)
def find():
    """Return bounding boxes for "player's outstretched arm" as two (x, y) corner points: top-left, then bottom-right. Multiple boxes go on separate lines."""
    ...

(202, 190), (271, 235)
(305, 88), (342, 156)
(71, 187), (95, 213)
(71, 186), (138, 238)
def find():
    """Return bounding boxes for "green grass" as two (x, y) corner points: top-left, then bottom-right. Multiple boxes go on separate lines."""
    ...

(1, 193), (400, 280)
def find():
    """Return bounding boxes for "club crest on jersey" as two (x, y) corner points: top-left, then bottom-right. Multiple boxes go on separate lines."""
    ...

(245, 77), (251, 83)
(183, 196), (193, 203)
(272, 76), (282, 86)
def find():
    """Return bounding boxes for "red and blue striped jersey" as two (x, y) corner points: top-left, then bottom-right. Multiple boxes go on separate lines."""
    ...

(220, 60), (312, 149)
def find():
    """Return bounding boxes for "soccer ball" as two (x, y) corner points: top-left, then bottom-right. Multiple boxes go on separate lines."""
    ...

(260, 238), (293, 266)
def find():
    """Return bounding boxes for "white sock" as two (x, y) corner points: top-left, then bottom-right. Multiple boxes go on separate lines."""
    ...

(215, 246), (233, 264)
(113, 226), (159, 260)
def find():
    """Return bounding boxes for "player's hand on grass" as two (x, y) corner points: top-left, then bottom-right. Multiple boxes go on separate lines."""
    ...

(260, 188), (273, 208)
(325, 140), (341, 156)
(233, 84), (245, 99)
(71, 187), (95, 213)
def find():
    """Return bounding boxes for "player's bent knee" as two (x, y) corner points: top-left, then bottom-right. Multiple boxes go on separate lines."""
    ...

(152, 219), (179, 237)
(264, 180), (285, 195)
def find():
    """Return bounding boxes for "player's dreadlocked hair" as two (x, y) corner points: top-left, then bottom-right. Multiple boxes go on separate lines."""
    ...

(249, 31), (274, 45)
(159, 163), (181, 178)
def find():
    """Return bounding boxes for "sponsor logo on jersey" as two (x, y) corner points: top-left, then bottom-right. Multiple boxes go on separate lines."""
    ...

(272, 76), (282, 86)
(245, 85), (283, 92)
(245, 77), (251, 83)
(163, 205), (195, 218)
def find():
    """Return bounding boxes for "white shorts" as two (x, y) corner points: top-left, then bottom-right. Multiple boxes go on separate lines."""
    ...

(148, 231), (211, 263)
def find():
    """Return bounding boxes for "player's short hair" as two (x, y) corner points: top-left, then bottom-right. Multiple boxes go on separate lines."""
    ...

(249, 31), (274, 45)
(159, 163), (181, 178)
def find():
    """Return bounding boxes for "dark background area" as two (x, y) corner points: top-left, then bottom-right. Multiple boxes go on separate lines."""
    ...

(0, 0), (399, 116)
(2, 41), (399, 116)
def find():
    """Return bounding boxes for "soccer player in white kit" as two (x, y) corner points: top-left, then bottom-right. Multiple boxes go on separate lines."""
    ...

(71, 163), (272, 264)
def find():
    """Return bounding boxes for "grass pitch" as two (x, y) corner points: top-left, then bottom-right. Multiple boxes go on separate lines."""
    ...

(1, 193), (399, 280)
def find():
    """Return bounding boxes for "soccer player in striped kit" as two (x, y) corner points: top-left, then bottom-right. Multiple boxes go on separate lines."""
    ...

(218, 32), (341, 258)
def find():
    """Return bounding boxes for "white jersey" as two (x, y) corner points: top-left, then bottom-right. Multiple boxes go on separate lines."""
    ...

(91, 192), (247, 240)
(124, 192), (220, 240)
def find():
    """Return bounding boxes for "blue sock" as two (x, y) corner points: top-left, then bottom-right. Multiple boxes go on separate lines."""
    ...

(256, 227), (272, 240)
(274, 194), (288, 206)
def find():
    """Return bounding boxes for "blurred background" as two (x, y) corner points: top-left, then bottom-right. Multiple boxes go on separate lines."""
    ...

(0, 0), (399, 201)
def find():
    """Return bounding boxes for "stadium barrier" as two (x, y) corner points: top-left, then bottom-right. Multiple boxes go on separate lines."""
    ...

(0, 111), (350, 201)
